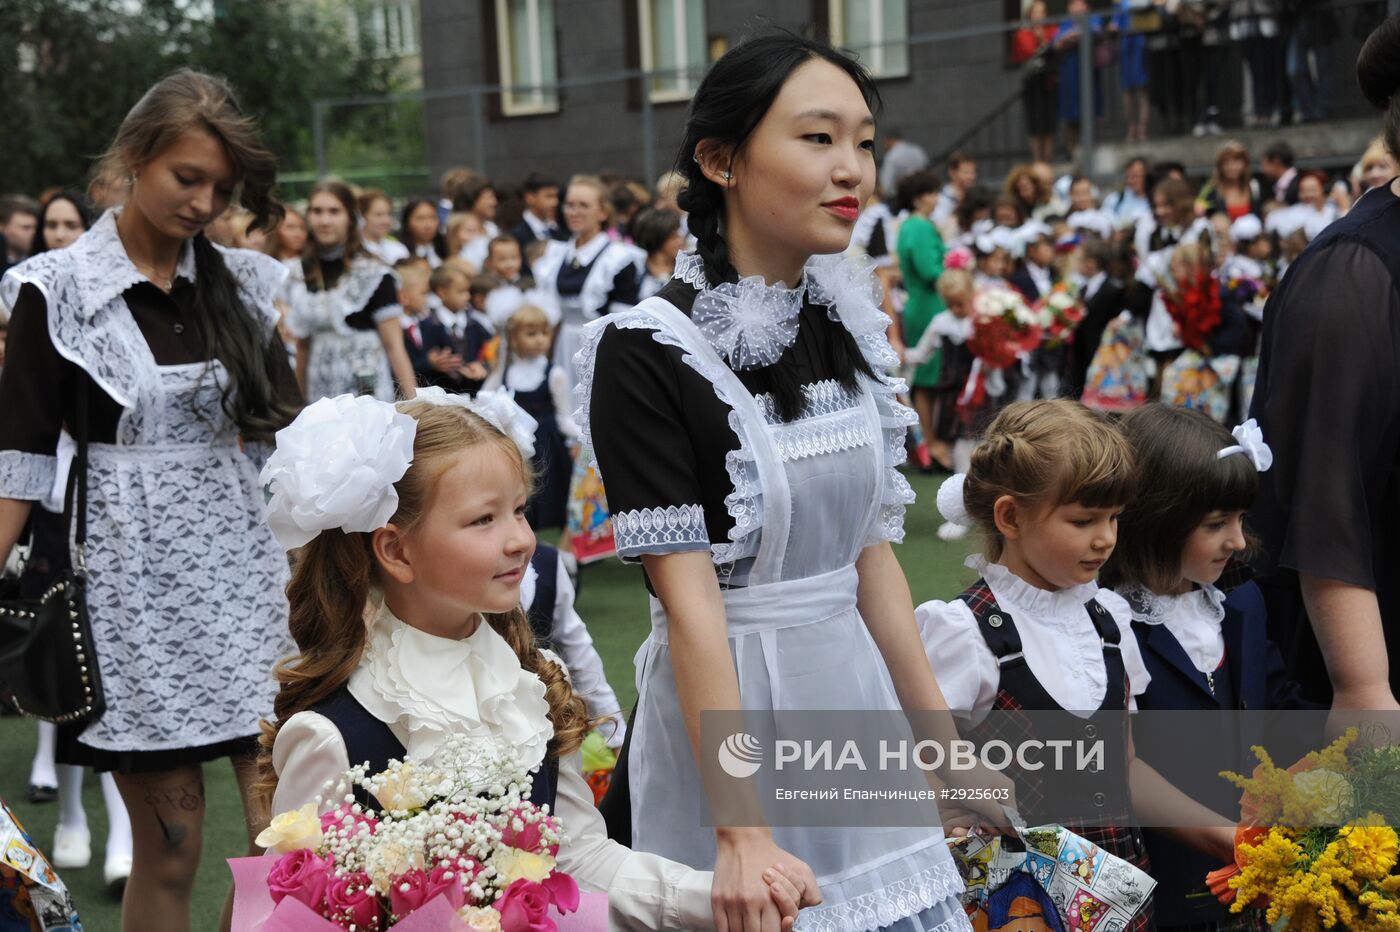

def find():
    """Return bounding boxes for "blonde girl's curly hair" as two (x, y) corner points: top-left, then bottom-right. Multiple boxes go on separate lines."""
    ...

(963, 399), (1137, 561)
(256, 401), (593, 807)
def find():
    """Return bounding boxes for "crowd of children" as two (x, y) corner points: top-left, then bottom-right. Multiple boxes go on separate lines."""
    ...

(872, 140), (1393, 494)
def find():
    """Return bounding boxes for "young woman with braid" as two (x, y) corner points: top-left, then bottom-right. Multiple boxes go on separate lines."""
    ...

(579, 33), (1000, 932)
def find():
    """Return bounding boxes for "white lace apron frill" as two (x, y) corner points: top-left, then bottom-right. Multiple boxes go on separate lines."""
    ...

(348, 601), (555, 775)
(572, 250), (918, 566)
(284, 253), (401, 402)
(0, 209), (294, 752)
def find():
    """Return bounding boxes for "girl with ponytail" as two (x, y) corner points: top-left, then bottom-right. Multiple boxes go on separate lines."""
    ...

(0, 69), (303, 930)
(258, 390), (811, 931)
(579, 31), (997, 932)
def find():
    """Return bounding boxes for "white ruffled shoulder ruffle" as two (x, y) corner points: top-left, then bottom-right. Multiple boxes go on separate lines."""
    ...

(0, 208), (289, 407)
(348, 601), (554, 774)
(573, 250), (917, 563)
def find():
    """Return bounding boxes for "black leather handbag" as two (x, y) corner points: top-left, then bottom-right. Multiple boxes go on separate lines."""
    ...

(0, 382), (105, 723)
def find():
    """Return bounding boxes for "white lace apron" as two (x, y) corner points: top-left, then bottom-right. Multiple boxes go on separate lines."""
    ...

(286, 259), (396, 402)
(81, 350), (292, 751)
(620, 301), (968, 932)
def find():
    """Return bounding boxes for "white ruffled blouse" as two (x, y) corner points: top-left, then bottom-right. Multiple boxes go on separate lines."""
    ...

(915, 556), (1152, 713)
(271, 602), (713, 930)
(1116, 584), (1228, 675)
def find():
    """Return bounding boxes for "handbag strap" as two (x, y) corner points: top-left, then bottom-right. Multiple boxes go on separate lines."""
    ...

(60, 378), (89, 575)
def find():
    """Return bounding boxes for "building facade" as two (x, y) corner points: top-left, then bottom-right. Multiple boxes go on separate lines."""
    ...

(417, 0), (1019, 190)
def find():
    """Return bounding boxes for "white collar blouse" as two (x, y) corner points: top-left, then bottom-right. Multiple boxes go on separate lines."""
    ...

(268, 602), (718, 930)
(916, 556), (1152, 714)
(1115, 583), (1228, 675)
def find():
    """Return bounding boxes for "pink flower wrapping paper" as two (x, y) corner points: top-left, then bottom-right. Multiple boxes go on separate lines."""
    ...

(229, 855), (610, 931)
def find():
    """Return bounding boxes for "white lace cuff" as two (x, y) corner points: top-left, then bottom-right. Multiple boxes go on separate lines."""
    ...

(0, 450), (58, 501)
(612, 504), (710, 559)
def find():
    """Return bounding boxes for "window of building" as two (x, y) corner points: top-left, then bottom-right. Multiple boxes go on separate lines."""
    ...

(365, 2), (419, 59)
(829, 0), (909, 78)
(638, 0), (707, 102)
(495, 0), (559, 115)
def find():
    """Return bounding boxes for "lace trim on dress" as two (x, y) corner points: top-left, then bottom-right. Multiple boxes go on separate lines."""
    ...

(287, 255), (396, 339)
(754, 378), (861, 424)
(611, 504), (709, 554)
(1118, 583), (1227, 626)
(672, 251), (709, 289)
(805, 254), (919, 545)
(574, 309), (765, 568)
(797, 859), (966, 932)
(0, 209), (290, 411)
(0, 450), (58, 501)
(770, 408), (873, 462)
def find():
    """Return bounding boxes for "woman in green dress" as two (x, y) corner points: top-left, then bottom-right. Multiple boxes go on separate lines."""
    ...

(894, 169), (948, 470)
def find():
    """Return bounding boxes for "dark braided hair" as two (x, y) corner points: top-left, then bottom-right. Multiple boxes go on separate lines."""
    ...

(674, 32), (883, 421)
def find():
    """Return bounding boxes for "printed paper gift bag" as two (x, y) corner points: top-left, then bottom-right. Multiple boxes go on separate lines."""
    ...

(949, 824), (1156, 932)
(0, 798), (82, 932)
(1160, 350), (1241, 425)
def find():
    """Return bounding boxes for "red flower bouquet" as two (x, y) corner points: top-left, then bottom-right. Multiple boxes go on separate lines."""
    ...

(1164, 270), (1223, 353)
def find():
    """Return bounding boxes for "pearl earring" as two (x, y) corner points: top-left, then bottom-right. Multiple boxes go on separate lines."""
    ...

(722, 171), (731, 182)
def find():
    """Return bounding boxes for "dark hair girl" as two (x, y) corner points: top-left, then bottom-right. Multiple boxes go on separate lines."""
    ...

(30, 191), (95, 255)
(287, 179), (418, 401)
(399, 196), (446, 267)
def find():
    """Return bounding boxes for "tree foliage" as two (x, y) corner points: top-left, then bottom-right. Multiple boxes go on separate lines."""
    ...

(0, 0), (421, 195)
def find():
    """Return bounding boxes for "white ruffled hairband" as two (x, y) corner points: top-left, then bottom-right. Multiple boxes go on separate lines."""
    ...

(259, 387), (539, 550)
(934, 419), (1273, 530)
(1216, 418), (1273, 471)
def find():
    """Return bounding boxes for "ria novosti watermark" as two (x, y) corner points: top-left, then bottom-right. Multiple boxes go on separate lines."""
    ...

(696, 709), (1395, 830)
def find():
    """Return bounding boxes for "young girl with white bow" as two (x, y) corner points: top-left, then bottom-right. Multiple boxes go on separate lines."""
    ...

(1102, 405), (1314, 931)
(917, 399), (1239, 932)
(255, 389), (816, 931)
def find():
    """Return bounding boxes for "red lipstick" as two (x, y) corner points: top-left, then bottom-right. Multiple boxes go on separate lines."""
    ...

(822, 197), (860, 222)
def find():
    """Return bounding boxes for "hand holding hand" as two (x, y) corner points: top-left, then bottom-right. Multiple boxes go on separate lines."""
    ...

(713, 830), (820, 932)
(428, 347), (463, 374)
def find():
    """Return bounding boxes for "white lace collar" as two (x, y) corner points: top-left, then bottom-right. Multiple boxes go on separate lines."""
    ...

(677, 250), (897, 372)
(967, 554), (1103, 625)
(347, 600), (554, 773)
(1117, 583), (1226, 627)
(66, 209), (197, 320)
(1116, 583), (1227, 674)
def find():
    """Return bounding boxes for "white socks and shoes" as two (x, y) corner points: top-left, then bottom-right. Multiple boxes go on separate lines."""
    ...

(51, 825), (91, 870)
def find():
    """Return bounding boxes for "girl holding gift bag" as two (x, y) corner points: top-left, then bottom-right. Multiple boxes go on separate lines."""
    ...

(256, 390), (818, 931)
(916, 399), (1243, 932)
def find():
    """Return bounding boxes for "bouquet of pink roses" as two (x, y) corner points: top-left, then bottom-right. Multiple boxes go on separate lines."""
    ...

(231, 735), (604, 931)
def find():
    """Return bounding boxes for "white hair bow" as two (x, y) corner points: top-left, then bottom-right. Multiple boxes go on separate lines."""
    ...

(1217, 419), (1273, 472)
(260, 394), (418, 550)
(413, 385), (538, 459)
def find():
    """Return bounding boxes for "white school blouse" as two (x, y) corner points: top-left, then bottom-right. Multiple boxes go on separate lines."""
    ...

(915, 557), (1152, 713)
(271, 603), (711, 931)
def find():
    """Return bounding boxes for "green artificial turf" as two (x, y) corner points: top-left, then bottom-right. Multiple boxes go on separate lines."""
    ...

(0, 469), (973, 930)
